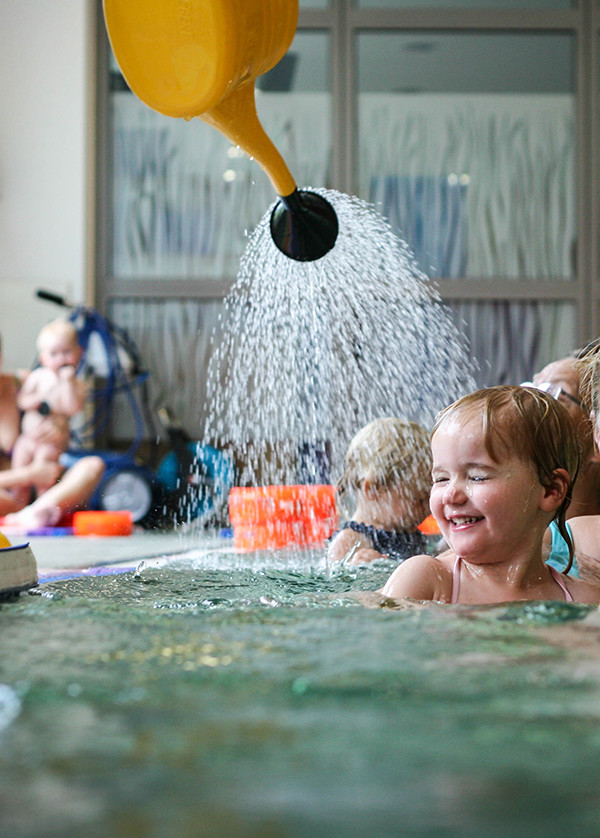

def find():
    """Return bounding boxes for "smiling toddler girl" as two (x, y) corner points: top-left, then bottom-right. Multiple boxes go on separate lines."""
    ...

(381, 385), (600, 604)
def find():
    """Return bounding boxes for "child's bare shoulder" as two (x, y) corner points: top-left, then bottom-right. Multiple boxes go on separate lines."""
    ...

(380, 553), (453, 602)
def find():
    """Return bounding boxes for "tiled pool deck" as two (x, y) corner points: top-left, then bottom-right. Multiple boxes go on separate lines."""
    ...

(19, 529), (228, 573)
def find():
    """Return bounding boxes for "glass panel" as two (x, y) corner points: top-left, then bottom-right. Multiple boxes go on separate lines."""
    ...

(109, 32), (331, 281)
(358, 32), (576, 280)
(358, 0), (572, 8)
(449, 301), (576, 388)
(300, 0), (329, 6)
(106, 298), (576, 439)
(108, 298), (225, 440)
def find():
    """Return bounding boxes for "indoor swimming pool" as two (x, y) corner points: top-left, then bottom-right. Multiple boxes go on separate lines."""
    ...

(1, 548), (600, 837)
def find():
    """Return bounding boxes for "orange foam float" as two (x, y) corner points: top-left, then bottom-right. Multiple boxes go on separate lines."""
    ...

(228, 485), (338, 552)
(417, 514), (441, 536)
(73, 510), (134, 537)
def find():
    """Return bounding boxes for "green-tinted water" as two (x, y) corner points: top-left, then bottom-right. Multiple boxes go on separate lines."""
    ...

(1, 551), (600, 837)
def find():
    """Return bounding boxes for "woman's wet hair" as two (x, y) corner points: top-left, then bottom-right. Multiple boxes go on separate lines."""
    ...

(337, 416), (431, 507)
(432, 385), (580, 574)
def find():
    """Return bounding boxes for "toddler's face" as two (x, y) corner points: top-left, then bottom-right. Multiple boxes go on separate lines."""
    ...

(429, 413), (546, 563)
(39, 335), (81, 372)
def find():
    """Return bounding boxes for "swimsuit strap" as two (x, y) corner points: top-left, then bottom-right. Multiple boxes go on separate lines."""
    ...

(451, 555), (461, 604)
(549, 566), (574, 603)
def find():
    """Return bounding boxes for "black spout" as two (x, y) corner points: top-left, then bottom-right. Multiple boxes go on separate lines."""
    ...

(270, 189), (338, 262)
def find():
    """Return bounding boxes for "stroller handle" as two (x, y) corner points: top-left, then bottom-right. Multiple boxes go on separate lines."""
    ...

(36, 289), (71, 308)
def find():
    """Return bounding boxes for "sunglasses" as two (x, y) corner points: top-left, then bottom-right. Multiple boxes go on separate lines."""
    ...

(521, 380), (583, 408)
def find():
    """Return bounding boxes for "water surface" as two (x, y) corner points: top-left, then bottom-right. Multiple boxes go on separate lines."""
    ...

(1, 552), (600, 837)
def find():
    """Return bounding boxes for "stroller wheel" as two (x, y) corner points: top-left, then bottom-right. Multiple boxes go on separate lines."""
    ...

(96, 469), (154, 523)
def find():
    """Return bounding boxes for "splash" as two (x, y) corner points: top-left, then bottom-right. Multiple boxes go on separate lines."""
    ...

(0, 684), (21, 731)
(204, 189), (476, 490)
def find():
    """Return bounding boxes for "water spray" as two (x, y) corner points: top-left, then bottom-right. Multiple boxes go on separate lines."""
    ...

(103, 0), (338, 262)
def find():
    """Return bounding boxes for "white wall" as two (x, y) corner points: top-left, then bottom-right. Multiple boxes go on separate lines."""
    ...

(0, 0), (93, 371)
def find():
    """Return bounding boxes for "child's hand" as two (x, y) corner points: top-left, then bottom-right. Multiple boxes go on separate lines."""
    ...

(57, 365), (76, 380)
(346, 546), (388, 565)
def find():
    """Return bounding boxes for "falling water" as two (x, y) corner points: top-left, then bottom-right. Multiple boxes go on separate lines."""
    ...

(204, 188), (476, 490)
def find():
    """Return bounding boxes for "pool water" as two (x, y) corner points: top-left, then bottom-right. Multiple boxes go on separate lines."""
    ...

(2, 550), (600, 838)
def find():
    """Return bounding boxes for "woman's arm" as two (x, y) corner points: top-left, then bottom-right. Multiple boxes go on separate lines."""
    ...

(0, 373), (20, 453)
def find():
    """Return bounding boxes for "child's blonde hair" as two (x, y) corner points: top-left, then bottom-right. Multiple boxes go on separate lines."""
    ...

(433, 385), (580, 573)
(37, 319), (79, 352)
(337, 416), (431, 505)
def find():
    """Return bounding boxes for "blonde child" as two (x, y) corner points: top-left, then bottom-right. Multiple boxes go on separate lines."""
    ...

(380, 386), (600, 604)
(10, 319), (87, 507)
(327, 416), (432, 565)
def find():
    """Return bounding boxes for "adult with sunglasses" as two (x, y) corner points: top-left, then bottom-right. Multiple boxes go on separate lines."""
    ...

(525, 352), (600, 580)
(528, 355), (600, 519)
(549, 345), (600, 585)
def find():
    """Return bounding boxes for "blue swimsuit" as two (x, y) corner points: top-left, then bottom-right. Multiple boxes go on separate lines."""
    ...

(546, 520), (580, 577)
(334, 521), (426, 562)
